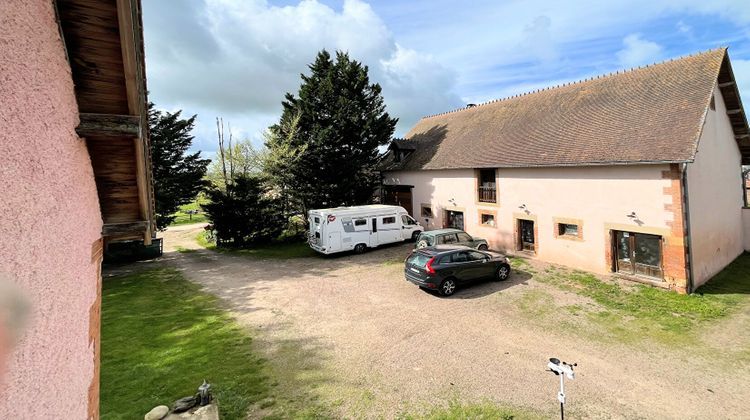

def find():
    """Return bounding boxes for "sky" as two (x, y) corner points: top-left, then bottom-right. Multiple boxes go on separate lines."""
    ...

(142, 0), (750, 156)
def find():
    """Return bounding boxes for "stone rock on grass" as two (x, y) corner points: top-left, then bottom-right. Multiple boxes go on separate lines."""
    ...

(144, 405), (169, 420)
(164, 404), (220, 420)
(173, 395), (199, 413)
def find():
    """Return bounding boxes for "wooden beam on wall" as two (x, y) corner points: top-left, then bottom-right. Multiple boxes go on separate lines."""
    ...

(77, 113), (141, 138)
(102, 220), (149, 236)
(116, 0), (140, 115)
(116, 0), (152, 244)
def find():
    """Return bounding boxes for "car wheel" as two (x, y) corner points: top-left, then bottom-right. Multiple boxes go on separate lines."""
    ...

(354, 243), (367, 254)
(478, 244), (488, 251)
(439, 278), (457, 296)
(416, 239), (429, 249)
(496, 264), (511, 281)
(411, 231), (421, 241)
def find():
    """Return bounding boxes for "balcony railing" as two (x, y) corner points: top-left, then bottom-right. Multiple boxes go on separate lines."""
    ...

(478, 185), (496, 203)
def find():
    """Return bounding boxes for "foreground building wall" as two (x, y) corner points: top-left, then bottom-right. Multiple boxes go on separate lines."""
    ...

(0, 1), (103, 418)
(686, 87), (745, 288)
(384, 163), (690, 291)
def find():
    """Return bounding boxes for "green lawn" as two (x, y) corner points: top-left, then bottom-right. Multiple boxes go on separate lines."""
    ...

(509, 253), (750, 344)
(170, 198), (208, 226)
(196, 231), (317, 259)
(101, 268), (268, 420)
(399, 401), (542, 420)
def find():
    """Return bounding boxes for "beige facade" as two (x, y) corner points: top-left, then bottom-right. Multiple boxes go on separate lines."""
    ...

(384, 165), (684, 279)
(686, 87), (746, 287)
(384, 87), (747, 292)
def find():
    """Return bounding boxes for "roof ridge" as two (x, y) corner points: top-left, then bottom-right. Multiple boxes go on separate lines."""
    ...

(420, 47), (727, 120)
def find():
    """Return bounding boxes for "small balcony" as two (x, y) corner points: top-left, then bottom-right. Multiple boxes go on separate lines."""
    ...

(478, 185), (496, 203)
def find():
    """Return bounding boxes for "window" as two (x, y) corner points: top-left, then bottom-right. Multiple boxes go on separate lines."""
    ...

(481, 213), (495, 226)
(354, 219), (367, 226)
(418, 233), (434, 246)
(477, 169), (497, 203)
(402, 215), (416, 225)
(451, 251), (469, 263)
(467, 251), (487, 261)
(438, 234), (458, 244)
(558, 223), (578, 236)
(314, 217), (320, 223)
(457, 232), (472, 242)
(383, 216), (396, 224)
(421, 205), (433, 218)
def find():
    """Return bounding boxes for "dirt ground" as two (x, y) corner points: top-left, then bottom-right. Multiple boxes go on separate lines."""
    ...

(143, 223), (749, 419)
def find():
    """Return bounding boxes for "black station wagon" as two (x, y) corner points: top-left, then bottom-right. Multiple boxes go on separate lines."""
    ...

(404, 245), (511, 296)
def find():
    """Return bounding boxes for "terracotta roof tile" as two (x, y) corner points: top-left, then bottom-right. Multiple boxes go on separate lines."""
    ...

(382, 48), (745, 171)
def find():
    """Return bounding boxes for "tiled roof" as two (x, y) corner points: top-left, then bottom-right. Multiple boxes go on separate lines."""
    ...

(381, 48), (749, 171)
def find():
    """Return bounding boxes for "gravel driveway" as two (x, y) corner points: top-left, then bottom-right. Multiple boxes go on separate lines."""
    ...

(157, 224), (750, 419)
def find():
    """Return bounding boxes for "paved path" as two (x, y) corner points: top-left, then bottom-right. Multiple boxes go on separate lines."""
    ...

(152, 224), (750, 419)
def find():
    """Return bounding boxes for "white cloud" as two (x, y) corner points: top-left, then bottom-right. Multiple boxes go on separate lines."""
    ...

(616, 34), (663, 68)
(521, 15), (559, 65)
(143, 0), (462, 151)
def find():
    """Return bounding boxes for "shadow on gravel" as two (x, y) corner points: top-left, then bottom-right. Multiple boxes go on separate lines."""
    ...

(420, 268), (533, 299)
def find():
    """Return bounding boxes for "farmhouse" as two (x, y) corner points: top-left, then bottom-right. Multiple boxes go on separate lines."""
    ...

(381, 48), (749, 293)
(1, 0), (153, 417)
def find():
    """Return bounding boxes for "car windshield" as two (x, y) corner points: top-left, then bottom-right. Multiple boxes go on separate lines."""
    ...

(407, 252), (432, 268)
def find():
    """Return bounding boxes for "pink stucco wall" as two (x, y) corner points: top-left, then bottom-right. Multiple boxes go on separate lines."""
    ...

(383, 164), (675, 276)
(0, 1), (103, 418)
(686, 87), (745, 287)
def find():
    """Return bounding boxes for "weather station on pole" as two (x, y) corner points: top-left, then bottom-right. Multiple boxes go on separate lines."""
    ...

(547, 357), (577, 420)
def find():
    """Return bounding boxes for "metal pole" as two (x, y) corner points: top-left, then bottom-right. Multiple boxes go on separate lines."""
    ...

(559, 372), (565, 420)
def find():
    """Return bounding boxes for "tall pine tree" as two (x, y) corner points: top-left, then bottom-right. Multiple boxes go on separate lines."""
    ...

(266, 50), (397, 214)
(149, 103), (210, 228)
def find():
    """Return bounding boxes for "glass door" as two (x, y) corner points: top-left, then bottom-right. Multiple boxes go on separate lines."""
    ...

(615, 231), (633, 274)
(614, 231), (663, 279)
(633, 233), (663, 278)
(520, 220), (535, 252)
(446, 210), (464, 230)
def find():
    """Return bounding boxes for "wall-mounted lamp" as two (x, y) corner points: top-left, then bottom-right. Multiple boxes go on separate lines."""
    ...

(519, 204), (527, 210)
(626, 211), (637, 219)
(448, 198), (456, 206)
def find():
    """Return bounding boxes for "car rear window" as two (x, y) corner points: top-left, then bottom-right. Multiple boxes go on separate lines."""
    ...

(417, 234), (434, 246)
(407, 252), (432, 268)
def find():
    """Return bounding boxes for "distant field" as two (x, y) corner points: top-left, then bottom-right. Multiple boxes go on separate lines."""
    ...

(170, 197), (208, 226)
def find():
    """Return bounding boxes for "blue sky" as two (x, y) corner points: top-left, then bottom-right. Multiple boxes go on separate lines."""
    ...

(142, 0), (750, 155)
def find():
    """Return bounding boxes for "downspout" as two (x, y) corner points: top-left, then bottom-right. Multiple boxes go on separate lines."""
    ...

(681, 163), (695, 293)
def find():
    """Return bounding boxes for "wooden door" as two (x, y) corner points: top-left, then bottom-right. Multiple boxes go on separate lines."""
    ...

(382, 186), (413, 216)
(614, 231), (663, 279)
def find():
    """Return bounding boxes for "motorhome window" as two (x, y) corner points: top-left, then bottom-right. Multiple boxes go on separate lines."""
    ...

(314, 217), (320, 223)
(401, 215), (416, 225)
(354, 219), (367, 226)
(383, 216), (396, 224)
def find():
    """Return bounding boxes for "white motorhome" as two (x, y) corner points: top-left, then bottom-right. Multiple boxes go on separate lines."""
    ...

(308, 205), (423, 254)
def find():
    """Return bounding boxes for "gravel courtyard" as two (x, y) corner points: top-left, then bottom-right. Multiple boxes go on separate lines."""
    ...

(153, 224), (750, 419)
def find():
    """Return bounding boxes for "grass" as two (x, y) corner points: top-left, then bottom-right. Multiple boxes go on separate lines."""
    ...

(398, 400), (543, 420)
(508, 254), (750, 344)
(196, 231), (317, 259)
(101, 268), (268, 420)
(169, 197), (208, 226)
